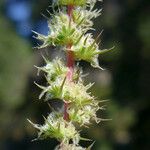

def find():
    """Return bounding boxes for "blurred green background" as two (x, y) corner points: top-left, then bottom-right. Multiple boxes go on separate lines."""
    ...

(0, 0), (150, 150)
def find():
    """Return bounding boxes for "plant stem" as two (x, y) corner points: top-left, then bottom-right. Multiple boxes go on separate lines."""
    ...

(63, 5), (74, 121)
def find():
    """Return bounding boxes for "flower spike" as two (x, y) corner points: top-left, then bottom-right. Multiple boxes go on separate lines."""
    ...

(28, 0), (113, 149)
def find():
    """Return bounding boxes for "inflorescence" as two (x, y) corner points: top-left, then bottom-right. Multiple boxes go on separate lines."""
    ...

(28, 0), (112, 149)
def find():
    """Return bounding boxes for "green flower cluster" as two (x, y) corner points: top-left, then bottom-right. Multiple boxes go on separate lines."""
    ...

(34, 0), (112, 69)
(28, 0), (111, 149)
(28, 113), (80, 144)
(35, 58), (99, 124)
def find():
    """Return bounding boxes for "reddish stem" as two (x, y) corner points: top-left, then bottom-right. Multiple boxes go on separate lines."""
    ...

(66, 44), (74, 81)
(63, 5), (74, 121)
(67, 5), (74, 18)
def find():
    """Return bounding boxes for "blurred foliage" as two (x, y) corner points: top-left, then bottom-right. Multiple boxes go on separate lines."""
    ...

(0, 15), (32, 109)
(0, 0), (150, 150)
(0, 13), (33, 144)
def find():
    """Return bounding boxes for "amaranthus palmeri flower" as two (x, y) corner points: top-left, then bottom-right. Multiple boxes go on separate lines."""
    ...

(28, 0), (112, 149)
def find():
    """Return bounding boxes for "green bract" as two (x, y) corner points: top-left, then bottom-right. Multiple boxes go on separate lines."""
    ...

(57, 0), (103, 7)
(28, 0), (111, 149)
(58, 0), (86, 6)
